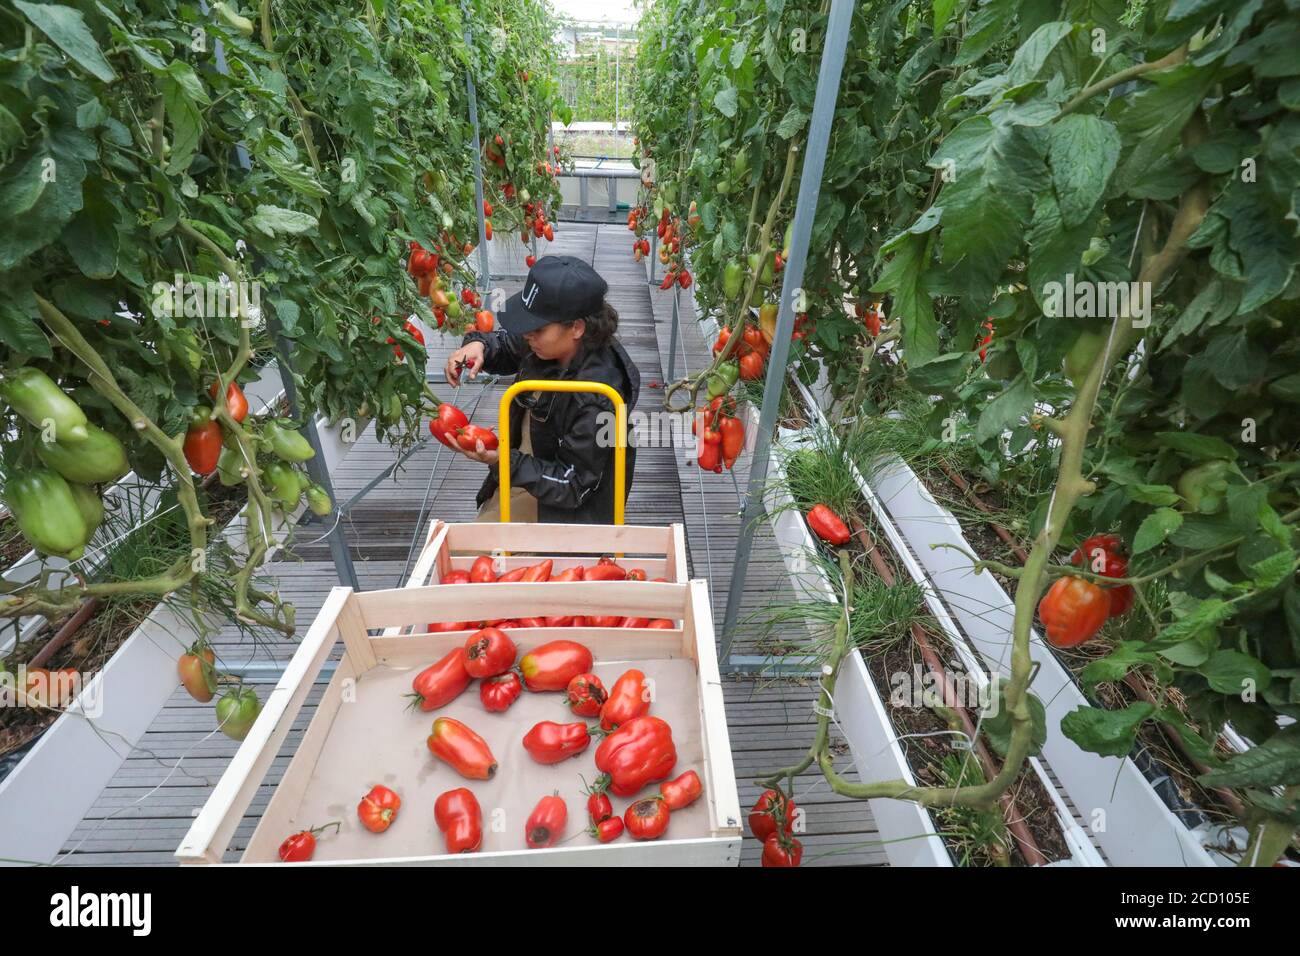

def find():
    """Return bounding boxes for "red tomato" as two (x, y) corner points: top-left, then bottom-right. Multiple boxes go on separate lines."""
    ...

(565, 673), (607, 717)
(208, 380), (249, 423)
(646, 619), (675, 629)
(583, 562), (627, 581)
(428, 620), (474, 632)
(594, 716), (677, 798)
(442, 569), (471, 584)
(600, 668), (650, 731)
(409, 648), (471, 711)
(586, 615), (623, 628)
(469, 555), (496, 583)
(427, 717), (497, 779)
(357, 784), (401, 833)
(552, 566), (585, 582)
(749, 789), (796, 842)
(626, 569), (647, 581)
(621, 617), (651, 629)
(544, 615), (575, 627)
(456, 424), (499, 452)
(738, 351), (765, 381)
(183, 420), (222, 475)
(525, 794), (567, 849)
(278, 830), (315, 862)
(475, 310), (495, 333)
(513, 616), (548, 627)
(479, 671), (523, 712)
(463, 626), (516, 678)
(434, 788), (483, 853)
(522, 720), (593, 764)
(625, 797), (670, 840)
(587, 791), (613, 823)
(521, 559), (553, 582)
(1038, 576), (1110, 648)
(590, 817), (624, 843)
(519, 640), (593, 691)
(496, 567), (528, 583)
(762, 833), (803, 867)
(660, 770), (702, 811)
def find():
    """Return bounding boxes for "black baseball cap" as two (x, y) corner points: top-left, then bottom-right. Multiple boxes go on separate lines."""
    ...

(497, 255), (608, 335)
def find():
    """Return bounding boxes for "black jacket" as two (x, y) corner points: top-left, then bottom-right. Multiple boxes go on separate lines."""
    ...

(463, 329), (639, 524)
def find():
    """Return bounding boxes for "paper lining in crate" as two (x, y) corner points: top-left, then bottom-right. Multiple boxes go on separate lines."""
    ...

(176, 568), (742, 866)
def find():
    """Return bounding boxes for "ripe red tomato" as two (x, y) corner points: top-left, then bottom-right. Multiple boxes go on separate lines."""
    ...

(522, 720), (593, 764)
(183, 420), (222, 475)
(479, 671), (523, 712)
(427, 717), (498, 779)
(357, 784), (401, 833)
(525, 254), (536, 267)
(1069, 534), (1133, 618)
(646, 619), (675, 629)
(590, 816), (624, 843)
(519, 640), (593, 691)
(621, 617), (651, 628)
(600, 668), (650, 731)
(1038, 576), (1110, 648)
(738, 351), (765, 381)
(178, 643), (216, 703)
(762, 833), (803, 867)
(587, 790), (613, 823)
(552, 565), (585, 582)
(749, 789), (796, 842)
(521, 559), (553, 582)
(434, 788), (482, 854)
(463, 626), (516, 678)
(625, 797), (670, 840)
(409, 648), (472, 711)
(586, 615), (623, 628)
(475, 310), (494, 333)
(469, 555), (496, 583)
(208, 380), (249, 423)
(583, 562), (627, 581)
(278, 830), (316, 862)
(456, 424), (499, 452)
(660, 770), (702, 811)
(525, 794), (567, 849)
(565, 672), (607, 717)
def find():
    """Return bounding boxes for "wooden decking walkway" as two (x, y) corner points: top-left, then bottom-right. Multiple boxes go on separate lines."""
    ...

(55, 223), (885, 867)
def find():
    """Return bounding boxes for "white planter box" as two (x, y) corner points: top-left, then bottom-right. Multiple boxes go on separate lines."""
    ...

(859, 453), (1222, 867)
(764, 418), (1102, 866)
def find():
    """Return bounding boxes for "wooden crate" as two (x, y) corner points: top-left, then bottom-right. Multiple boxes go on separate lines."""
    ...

(406, 519), (690, 587)
(175, 539), (741, 866)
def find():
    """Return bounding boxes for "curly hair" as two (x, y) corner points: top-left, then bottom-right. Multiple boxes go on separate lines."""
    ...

(565, 301), (619, 350)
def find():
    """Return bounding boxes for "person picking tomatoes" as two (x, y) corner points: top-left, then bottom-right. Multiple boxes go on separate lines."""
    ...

(444, 256), (639, 524)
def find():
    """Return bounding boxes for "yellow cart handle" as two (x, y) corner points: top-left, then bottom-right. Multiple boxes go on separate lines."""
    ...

(497, 379), (627, 525)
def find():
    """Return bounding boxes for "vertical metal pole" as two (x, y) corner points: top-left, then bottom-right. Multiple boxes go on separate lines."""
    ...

(666, 286), (681, 380)
(718, 0), (854, 666)
(202, 0), (356, 589)
(614, 28), (620, 133)
(462, 3), (491, 292)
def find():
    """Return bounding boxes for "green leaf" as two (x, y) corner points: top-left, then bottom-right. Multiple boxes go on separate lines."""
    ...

(1155, 431), (1238, 462)
(713, 86), (738, 118)
(1198, 649), (1271, 696)
(258, 148), (329, 199)
(248, 205), (318, 237)
(930, 114), (1047, 300)
(1048, 115), (1121, 227)
(1061, 702), (1155, 758)
(1080, 641), (1159, 685)
(1155, 597), (1238, 647)
(1123, 483), (1181, 507)
(1251, 549), (1296, 591)
(14, 1), (116, 83)
(975, 374), (1033, 443)
(955, 0), (1018, 66)
(60, 184), (118, 279)
(933, 0), (958, 33)
(871, 231), (939, 365)
(1006, 22), (1075, 87)
(1133, 507), (1182, 554)
(1114, 63), (1217, 192)
(980, 679), (1047, 758)
(1269, 371), (1300, 404)
(0, 276), (50, 358)
(1171, 514), (1242, 549)
(1158, 628), (1219, 667)
(775, 106), (807, 139)
(162, 75), (202, 175)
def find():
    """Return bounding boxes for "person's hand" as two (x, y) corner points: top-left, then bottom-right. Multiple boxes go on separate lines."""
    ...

(446, 341), (486, 387)
(455, 438), (499, 466)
